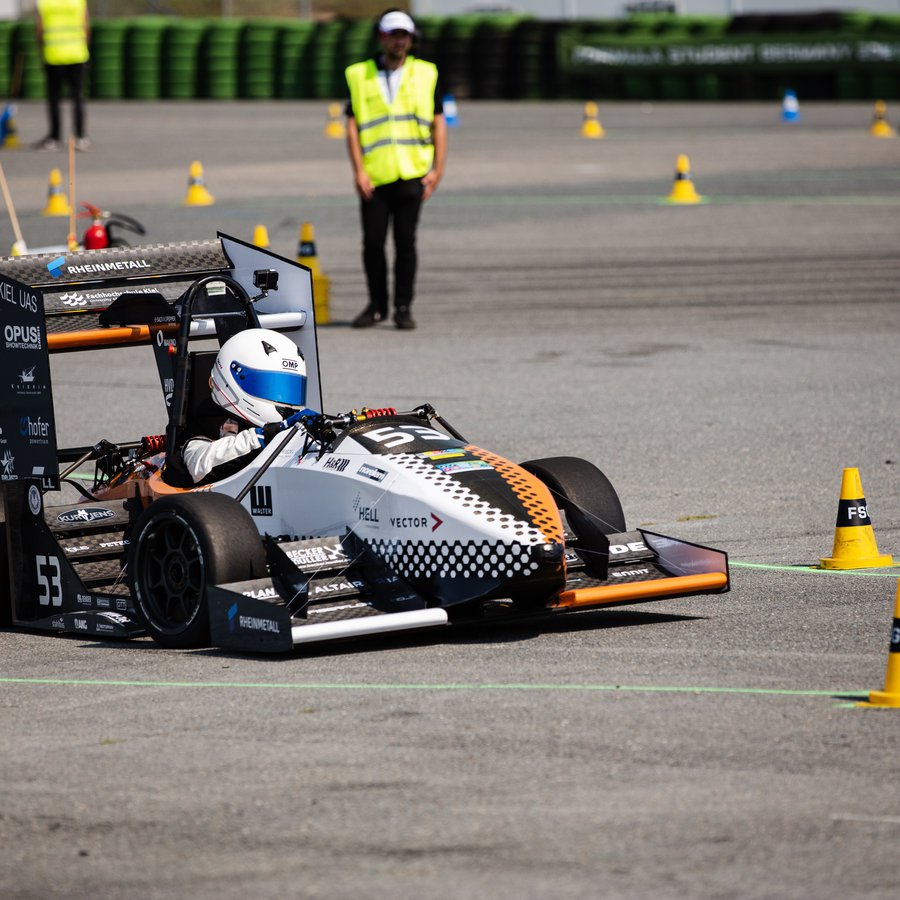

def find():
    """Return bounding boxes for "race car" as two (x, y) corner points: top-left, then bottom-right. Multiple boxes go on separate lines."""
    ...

(0, 236), (729, 653)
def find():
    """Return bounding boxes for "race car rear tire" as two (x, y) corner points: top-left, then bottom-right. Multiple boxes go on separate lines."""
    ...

(520, 457), (626, 572)
(127, 492), (266, 649)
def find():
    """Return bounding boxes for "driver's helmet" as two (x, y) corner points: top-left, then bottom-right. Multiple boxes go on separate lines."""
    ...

(210, 328), (307, 427)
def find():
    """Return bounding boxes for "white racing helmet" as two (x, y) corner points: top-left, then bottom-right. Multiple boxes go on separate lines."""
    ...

(210, 328), (307, 427)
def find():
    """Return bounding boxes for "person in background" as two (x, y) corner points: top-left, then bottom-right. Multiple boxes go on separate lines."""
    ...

(344, 8), (447, 330)
(34, 0), (91, 152)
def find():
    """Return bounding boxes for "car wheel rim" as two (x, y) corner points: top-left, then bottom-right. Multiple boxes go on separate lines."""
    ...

(136, 515), (204, 635)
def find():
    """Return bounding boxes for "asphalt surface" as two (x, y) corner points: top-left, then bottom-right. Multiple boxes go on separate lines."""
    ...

(2, 100), (900, 899)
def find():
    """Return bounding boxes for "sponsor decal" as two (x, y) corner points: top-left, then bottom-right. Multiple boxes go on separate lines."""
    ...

(1, 449), (15, 478)
(281, 358), (299, 370)
(390, 516), (429, 529)
(357, 463), (387, 482)
(436, 460), (492, 474)
(99, 612), (131, 626)
(98, 539), (128, 549)
(20, 415), (51, 444)
(65, 259), (151, 275)
(0, 279), (38, 313)
(287, 543), (348, 568)
(243, 586), (279, 600)
(27, 484), (42, 516)
(250, 484), (273, 517)
(51, 616), (65, 629)
(358, 505), (379, 523)
(431, 513), (443, 532)
(4, 323), (42, 350)
(47, 256), (66, 278)
(419, 449), (465, 460)
(323, 456), (350, 473)
(96, 621), (115, 633)
(611, 568), (652, 579)
(609, 541), (648, 555)
(19, 366), (34, 383)
(60, 293), (87, 307)
(64, 544), (89, 555)
(96, 597), (111, 609)
(57, 507), (117, 525)
(229, 605), (281, 635)
(73, 618), (89, 631)
(76, 593), (93, 606)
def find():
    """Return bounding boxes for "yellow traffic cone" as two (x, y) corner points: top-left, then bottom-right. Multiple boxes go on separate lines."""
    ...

(858, 581), (900, 708)
(10, 239), (26, 256)
(820, 468), (893, 569)
(666, 154), (702, 204)
(42, 167), (71, 216)
(324, 102), (346, 140)
(183, 160), (214, 206)
(581, 101), (604, 139)
(870, 100), (896, 138)
(296, 221), (329, 325)
(1, 105), (20, 149)
(252, 224), (270, 249)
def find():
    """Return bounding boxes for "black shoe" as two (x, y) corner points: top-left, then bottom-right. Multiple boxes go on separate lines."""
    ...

(352, 306), (386, 328)
(394, 307), (416, 330)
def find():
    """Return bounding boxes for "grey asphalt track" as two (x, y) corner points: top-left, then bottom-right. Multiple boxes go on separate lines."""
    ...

(1, 100), (899, 899)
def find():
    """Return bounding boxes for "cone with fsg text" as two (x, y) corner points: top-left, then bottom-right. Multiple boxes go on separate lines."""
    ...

(859, 580), (900, 708)
(820, 468), (893, 569)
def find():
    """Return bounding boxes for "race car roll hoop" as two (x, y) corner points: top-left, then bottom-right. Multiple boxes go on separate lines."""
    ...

(0, 235), (729, 653)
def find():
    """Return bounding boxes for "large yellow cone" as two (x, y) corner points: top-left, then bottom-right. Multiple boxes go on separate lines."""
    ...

(296, 221), (329, 325)
(324, 102), (346, 140)
(870, 100), (896, 138)
(820, 468), (893, 569)
(42, 167), (71, 216)
(252, 224), (270, 249)
(666, 154), (702, 204)
(581, 101), (604, 139)
(859, 581), (900, 708)
(184, 160), (214, 206)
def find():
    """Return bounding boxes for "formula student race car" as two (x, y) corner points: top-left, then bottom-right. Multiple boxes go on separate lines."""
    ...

(0, 236), (729, 653)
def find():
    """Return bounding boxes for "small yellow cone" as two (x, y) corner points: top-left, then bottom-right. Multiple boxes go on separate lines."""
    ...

(870, 100), (896, 138)
(820, 468), (893, 569)
(10, 239), (26, 256)
(581, 101), (604, 139)
(42, 167), (71, 216)
(1, 108), (20, 149)
(252, 224), (270, 249)
(858, 581), (900, 708)
(184, 160), (214, 206)
(297, 221), (329, 325)
(324, 102), (346, 140)
(666, 154), (703, 204)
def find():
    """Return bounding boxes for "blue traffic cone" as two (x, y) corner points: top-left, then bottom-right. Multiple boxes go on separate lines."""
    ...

(781, 89), (800, 123)
(443, 94), (458, 128)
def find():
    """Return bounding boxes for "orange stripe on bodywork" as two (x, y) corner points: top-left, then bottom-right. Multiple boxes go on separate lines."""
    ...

(48, 326), (155, 351)
(553, 572), (728, 609)
(465, 445), (563, 545)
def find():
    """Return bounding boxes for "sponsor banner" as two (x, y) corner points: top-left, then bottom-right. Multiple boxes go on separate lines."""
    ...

(563, 37), (900, 71)
(0, 272), (58, 485)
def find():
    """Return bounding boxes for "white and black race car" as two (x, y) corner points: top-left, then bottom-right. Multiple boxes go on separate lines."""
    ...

(0, 236), (728, 653)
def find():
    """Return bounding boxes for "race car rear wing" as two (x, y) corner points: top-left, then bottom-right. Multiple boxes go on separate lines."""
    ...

(0, 235), (321, 490)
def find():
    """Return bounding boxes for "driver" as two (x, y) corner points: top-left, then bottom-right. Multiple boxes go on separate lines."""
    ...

(181, 328), (316, 484)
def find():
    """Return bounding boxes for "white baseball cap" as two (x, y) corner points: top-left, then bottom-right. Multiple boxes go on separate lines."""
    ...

(378, 11), (415, 34)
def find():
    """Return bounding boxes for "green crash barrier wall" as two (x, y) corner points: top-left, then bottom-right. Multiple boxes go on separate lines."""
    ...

(0, 12), (898, 103)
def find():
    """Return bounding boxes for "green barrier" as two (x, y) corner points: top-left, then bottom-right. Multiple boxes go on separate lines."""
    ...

(125, 17), (171, 100)
(163, 19), (208, 100)
(89, 19), (129, 100)
(277, 20), (315, 99)
(309, 20), (346, 100)
(0, 21), (16, 98)
(241, 19), (281, 100)
(200, 19), (245, 100)
(13, 22), (44, 101)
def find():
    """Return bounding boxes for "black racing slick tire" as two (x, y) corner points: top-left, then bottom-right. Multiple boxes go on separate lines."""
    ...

(127, 492), (267, 649)
(520, 456), (626, 555)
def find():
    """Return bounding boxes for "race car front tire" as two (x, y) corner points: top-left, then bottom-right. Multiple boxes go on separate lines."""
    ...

(520, 456), (626, 575)
(127, 492), (267, 649)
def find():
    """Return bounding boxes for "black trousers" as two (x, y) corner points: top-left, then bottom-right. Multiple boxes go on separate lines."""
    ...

(360, 178), (424, 314)
(44, 63), (87, 141)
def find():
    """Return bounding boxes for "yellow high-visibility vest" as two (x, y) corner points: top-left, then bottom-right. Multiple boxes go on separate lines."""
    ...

(345, 56), (437, 187)
(38, 0), (89, 66)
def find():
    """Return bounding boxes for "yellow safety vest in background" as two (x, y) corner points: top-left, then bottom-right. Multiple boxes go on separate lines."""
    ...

(38, 0), (89, 66)
(346, 56), (437, 187)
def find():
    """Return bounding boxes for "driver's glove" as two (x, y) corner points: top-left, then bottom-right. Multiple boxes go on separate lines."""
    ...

(255, 408), (318, 445)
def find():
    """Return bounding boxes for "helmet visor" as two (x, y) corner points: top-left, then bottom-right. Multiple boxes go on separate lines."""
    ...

(230, 361), (307, 407)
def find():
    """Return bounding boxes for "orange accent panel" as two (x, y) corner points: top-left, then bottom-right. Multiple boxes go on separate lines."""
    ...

(465, 445), (564, 544)
(48, 326), (153, 351)
(553, 572), (728, 609)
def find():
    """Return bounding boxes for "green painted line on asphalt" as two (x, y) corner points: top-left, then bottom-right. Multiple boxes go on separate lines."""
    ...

(0, 676), (863, 699)
(732, 561), (899, 577)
